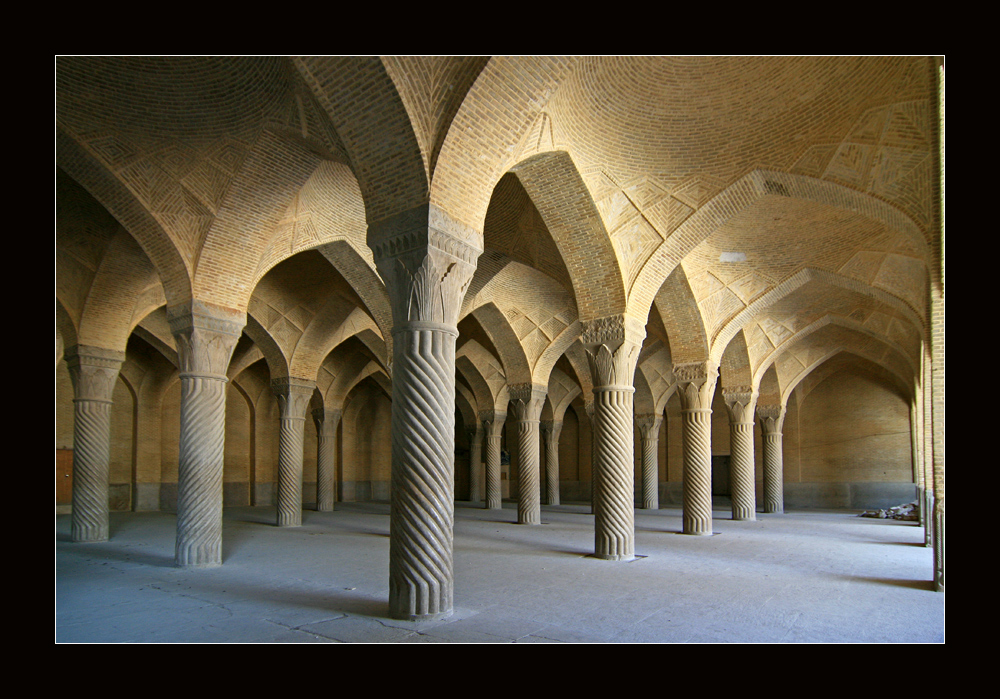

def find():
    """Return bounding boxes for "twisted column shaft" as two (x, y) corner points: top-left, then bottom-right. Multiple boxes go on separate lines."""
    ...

(762, 433), (784, 513)
(510, 385), (545, 525)
(593, 387), (636, 559)
(758, 406), (785, 514)
(65, 345), (124, 543)
(542, 421), (562, 506)
(467, 425), (483, 503)
(729, 423), (756, 520)
(516, 420), (540, 523)
(176, 374), (228, 565)
(71, 398), (113, 541)
(636, 414), (662, 510)
(676, 362), (717, 536)
(169, 301), (244, 568)
(389, 325), (456, 619)
(482, 412), (505, 510)
(724, 390), (757, 521)
(314, 408), (342, 512)
(274, 379), (315, 527)
(586, 403), (597, 515)
(681, 409), (713, 534)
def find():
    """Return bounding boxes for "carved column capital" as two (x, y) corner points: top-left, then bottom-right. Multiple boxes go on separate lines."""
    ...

(541, 420), (563, 440)
(64, 345), (125, 402)
(272, 377), (316, 420)
(673, 361), (719, 412)
(480, 410), (507, 437)
(312, 407), (343, 437)
(167, 300), (245, 379)
(369, 205), (482, 330)
(722, 387), (758, 424)
(757, 404), (786, 435)
(508, 384), (546, 422)
(581, 315), (645, 389)
(635, 413), (663, 437)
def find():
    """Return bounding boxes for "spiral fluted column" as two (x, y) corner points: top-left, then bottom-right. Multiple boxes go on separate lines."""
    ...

(274, 379), (316, 527)
(313, 407), (342, 512)
(168, 301), (245, 568)
(636, 414), (662, 510)
(65, 345), (124, 543)
(585, 403), (597, 515)
(370, 207), (480, 620)
(466, 424), (483, 503)
(758, 405), (785, 514)
(481, 411), (505, 510)
(510, 385), (545, 525)
(541, 420), (562, 506)
(583, 316), (644, 561)
(675, 362), (718, 536)
(723, 389), (758, 521)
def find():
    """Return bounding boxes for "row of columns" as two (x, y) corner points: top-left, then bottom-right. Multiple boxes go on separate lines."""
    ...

(66, 332), (790, 572)
(66, 218), (934, 625)
(467, 397), (786, 521)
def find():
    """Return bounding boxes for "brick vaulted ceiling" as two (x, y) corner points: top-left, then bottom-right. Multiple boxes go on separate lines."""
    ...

(56, 56), (941, 400)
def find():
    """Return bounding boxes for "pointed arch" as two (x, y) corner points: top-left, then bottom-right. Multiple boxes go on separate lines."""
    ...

(653, 264), (709, 365)
(628, 169), (931, 325)
(243, 312), (290, 381)
(711, 267), (924, 367)
(509, 151), (626, 322)
(469, 303), (532, 387)
(719, 329), (753, 391)
(294, 56), (429, 227)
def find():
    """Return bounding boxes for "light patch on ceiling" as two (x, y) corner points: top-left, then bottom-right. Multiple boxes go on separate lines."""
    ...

(719, 252), (746, 262)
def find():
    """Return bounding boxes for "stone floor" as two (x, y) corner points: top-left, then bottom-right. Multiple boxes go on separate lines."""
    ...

(55, 501), (944, 643)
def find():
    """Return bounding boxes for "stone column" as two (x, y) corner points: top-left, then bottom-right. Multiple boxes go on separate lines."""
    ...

(168, 301), (245, 567)
(313, 407), (342, 512)
(481, 411), (506, 509)
(585, 402), (596, 514)
(674, 361), (718, 535)
(636, 414), (662, 510)
(509, 384), (546, 525)
(273, 378), (316, 527)
(583, 316), (644, 560)
(541, 420), (562, 506)
(370, 207), (479, 620)
(758, 405), (785, 514)
(466, 423), (483, 503)
(65, 345), (125, 542)
(723, 388), (758, 521)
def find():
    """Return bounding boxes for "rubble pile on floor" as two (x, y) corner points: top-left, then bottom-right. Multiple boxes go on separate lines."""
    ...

(859, 502), (919, 521)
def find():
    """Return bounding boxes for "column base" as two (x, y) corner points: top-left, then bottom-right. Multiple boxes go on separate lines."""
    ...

(390, 609), (454, 622)
(175, 544), (222, 568)
(591, 552), (636, 561)
(72, 532), (109, 543)
(683, 521), (713, 535)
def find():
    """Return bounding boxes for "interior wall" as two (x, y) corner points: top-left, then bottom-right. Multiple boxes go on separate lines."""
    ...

(341, 381), (391, 501)
(786, 369), (913, 508)
(108, 377), (134, 511)
(225, 386), (251, 506)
